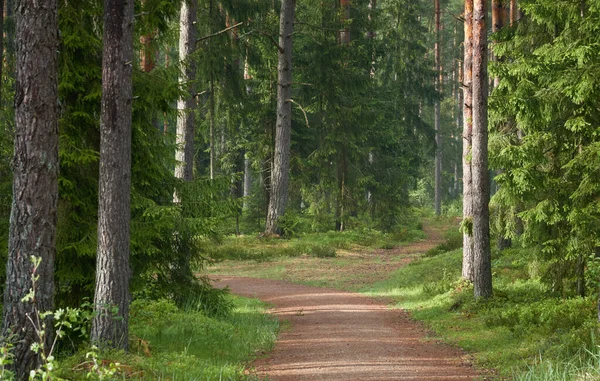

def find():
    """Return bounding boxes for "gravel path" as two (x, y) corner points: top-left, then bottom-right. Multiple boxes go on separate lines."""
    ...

(212, 276), (479, 380)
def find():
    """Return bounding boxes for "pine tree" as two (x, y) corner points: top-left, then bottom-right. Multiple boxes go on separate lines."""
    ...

(2, 0), (59, 378)
(471, 0), (492, 299)
(92, 0), (134, 349)
(265, 0), (296, 235)
(434, 0), (442, 216)
(462, 0), (474, 282)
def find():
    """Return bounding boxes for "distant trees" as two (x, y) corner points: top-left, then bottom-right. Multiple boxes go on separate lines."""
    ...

(91, 0), (134, 349)
(2, 1), (59, 377)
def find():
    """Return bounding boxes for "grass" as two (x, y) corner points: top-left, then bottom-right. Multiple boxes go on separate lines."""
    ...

(362, 247), (600, 378)
(205, 224), (426, 263)
(57, 295), (279, 380)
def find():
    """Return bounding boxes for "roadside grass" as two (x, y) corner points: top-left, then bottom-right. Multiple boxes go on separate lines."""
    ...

(205, 224), (425, 263)
(362, 246), (600, 378)
(57, 295), (278, 380)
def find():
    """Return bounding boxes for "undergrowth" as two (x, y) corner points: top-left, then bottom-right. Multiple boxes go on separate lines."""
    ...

(56, 295), (278, 380)
(205, 224), (425, 262)
(362, 247), (600, 378)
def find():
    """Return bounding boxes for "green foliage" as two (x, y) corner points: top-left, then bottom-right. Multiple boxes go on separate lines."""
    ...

(489, 0), (600, 296)
(363, 246), (600, 377)
(425, 227), (462, 257)
(56, 296), (278, 380)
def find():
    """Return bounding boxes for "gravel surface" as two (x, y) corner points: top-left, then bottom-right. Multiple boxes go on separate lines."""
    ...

(212, 275), (480, 380)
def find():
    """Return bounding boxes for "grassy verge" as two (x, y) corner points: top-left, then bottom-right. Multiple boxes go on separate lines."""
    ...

(205, 224), (425, 263)
(362, 247), (600, 378)
(57, 295), (278, 380)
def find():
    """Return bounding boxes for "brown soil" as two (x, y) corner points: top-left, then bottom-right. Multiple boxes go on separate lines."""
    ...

(212, 276), (478, 380)
(211, 220), (481, 380)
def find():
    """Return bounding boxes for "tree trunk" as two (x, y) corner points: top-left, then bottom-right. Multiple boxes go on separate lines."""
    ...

(509, 0), (517, 26)
(0, 0), (4, 97)
(175, 0), (198, 186)
(339, 0), (350, 44)
(491, 0), (504, 89)
(2, 1), (59, 378)
(471, 0), (492, 300)
(434, 0), (442, 216)
(209, 74), (216, 180)
(265, 0), (295, 234)
(243, 155), (252, 210)
(92, 0), (134, 349)
(462, 0), (474, 282)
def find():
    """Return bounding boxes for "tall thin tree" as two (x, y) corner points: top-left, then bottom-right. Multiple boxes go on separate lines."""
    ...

(462, 0), (474, 282)
(92, 0), (135, 349)
(265, 0), (296, 234)
(175, 0), (198, 186)
(471, 0), (492, 299)
(2, 1), (59, 377)
(434, 0), (442, 216)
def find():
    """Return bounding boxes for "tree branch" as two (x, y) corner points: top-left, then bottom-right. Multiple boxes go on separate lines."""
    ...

(258, 31), (284, 53)
(197, 22), (244, 43)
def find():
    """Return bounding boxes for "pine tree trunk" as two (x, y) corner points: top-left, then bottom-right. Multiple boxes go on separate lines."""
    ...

(471, 0), (492, 300)
(175, 0), (198, 185)
(92, 0), (134, 350)
(2, 1), (59, 378)
(434, 0), (442, 216)
(462, 0), (474, 282)
(509, 0), (517, 26)
(265, 0), (295, 234)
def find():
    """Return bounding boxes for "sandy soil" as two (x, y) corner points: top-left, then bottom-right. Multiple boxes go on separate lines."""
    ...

(211, 220), (480, 380)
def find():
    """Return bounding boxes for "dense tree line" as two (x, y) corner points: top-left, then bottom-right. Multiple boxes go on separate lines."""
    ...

(4, 0), (600, 377)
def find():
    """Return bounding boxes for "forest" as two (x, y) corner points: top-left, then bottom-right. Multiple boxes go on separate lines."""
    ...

(1, 0), (600, 379)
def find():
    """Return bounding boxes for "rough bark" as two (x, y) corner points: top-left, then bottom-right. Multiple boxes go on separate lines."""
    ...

(434, 0), (442, 216)
(471, 0), (492, 299)
(175, 0), (198, 185)
(2, 1), (59, 378)
(265, 0), (295, 234)
(462, 0), (474, 282)
(92, 0), (134, 349)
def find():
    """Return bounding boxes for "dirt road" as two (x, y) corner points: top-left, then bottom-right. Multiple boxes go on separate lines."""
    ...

(212, 275), (479, 380)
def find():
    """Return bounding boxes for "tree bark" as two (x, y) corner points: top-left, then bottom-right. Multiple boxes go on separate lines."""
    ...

(492, 0), (504, 89)
(462, 0), (474, 282)
(175, 0), (198, 185)
(472, 0), (492, 299)
(265, 0), (295, 234)
(434, 0), (442, 216)
(2, 1), (59, 378)
(92, 0), (134, 349)
(509, 0), (517, 26)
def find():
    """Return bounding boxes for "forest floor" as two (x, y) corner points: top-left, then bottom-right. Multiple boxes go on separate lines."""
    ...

(210, 219), (484, 380)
